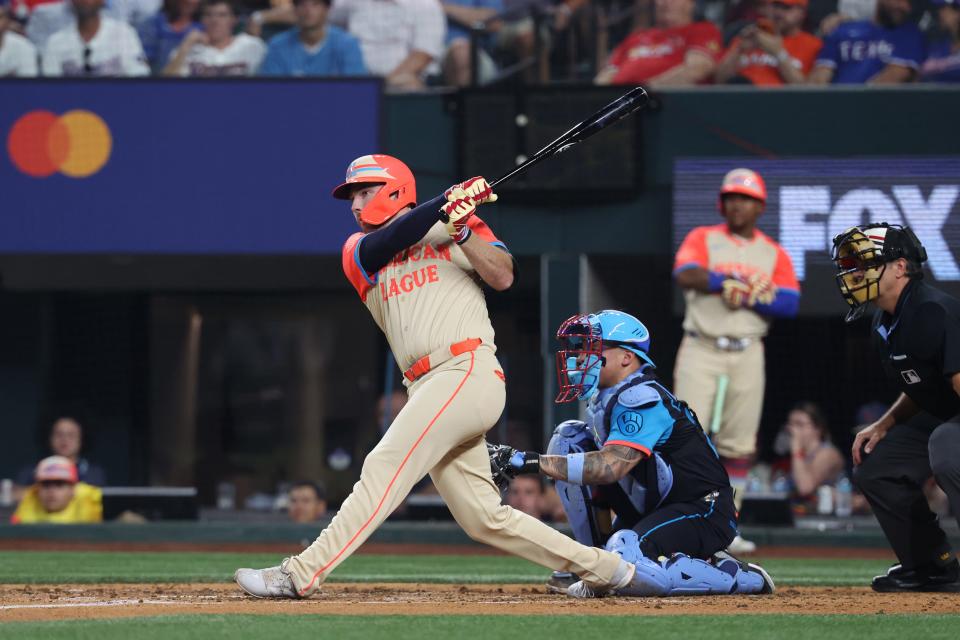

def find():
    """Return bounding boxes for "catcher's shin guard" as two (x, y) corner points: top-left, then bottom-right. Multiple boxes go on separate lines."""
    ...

(548, 420), (603, 546)
(604, 530), (773, 597)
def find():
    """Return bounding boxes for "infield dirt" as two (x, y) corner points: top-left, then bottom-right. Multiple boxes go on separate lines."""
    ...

(2, 583), (959, 622)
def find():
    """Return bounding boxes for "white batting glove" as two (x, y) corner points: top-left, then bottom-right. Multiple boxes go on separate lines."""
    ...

(446, 176), (498, 204)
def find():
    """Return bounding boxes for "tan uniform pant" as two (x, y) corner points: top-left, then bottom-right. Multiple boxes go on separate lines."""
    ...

(673, 335), (765, 459)
(286, 346), (623, 596)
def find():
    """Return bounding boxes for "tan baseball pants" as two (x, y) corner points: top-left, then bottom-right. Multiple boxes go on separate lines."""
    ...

(285, 345), (624, 596)
(673, 334), (765, 460)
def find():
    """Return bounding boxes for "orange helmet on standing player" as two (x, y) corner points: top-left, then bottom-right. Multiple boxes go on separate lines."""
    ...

(718, 168), (767, 213)
(332, 154), (417, 226)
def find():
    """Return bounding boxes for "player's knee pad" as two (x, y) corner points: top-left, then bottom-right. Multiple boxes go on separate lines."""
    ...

(546, 420), (597, 456)
(604, 529), (643, 565)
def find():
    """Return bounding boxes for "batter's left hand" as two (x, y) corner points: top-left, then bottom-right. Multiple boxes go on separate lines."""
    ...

(441, 186), (476, 244)
(721, 279), (751, 309)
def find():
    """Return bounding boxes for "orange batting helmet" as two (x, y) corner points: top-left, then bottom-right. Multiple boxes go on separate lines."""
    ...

(718, 168), (767, 213)
(332, 154), (417, 226)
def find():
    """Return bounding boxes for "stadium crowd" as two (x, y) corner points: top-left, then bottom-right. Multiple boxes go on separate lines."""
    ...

(1, 0), (959, 86)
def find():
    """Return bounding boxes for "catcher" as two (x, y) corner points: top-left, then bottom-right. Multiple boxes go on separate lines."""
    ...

(489, 309), (774, 597)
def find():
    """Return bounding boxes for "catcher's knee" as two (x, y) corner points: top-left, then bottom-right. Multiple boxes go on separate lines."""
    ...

(546, 420), (597, 456)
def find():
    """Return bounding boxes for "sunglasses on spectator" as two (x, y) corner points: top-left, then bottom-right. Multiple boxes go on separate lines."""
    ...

(84, 46), (93, 75)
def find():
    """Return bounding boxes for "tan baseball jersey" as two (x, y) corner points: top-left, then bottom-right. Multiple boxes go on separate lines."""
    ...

(674, 223), (799, 339)
(342, 217), (502, 372)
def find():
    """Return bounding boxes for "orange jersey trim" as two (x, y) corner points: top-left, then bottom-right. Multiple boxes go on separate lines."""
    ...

(297, 351), (478, 596)
(604, 440), (651, 456)
(341, 232), (376, 301)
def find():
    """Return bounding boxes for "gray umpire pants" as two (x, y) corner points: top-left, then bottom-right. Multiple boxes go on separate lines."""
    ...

(854, 414), (960, 570)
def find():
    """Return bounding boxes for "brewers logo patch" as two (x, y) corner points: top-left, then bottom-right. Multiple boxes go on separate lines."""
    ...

(617, 412), (642, 436)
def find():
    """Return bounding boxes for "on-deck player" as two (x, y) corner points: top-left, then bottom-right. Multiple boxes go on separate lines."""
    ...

(672, 168), (800, 553)
(234, 154), (649, 598)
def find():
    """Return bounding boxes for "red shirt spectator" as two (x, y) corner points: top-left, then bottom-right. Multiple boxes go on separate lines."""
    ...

(596, 0), (721, 86)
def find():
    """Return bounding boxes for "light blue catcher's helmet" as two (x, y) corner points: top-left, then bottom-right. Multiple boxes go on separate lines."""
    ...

(555, 310), (655, 403)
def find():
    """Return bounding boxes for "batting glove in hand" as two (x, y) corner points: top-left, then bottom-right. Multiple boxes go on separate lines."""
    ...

(487, 442), (540, 492)
(440, 186), (476, 245)
(747, 273), (777, 307)
(721, 278), (752, 310)
(447, 176), (498, 204)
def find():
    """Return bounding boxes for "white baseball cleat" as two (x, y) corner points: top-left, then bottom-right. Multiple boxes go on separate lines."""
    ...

(726, 534), (757, 555)
(234, 559), (299, 598)
(564, 559), (636, 599)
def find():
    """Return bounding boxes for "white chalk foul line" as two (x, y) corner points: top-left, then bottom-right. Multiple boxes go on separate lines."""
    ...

(0, 599), (180, 610)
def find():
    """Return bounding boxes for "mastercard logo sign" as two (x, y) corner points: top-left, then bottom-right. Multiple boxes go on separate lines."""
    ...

(7, 110), (112, 178)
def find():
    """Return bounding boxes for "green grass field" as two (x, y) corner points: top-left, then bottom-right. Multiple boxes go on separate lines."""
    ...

(5, 615), (960, 640)
(0, 551), (895, 586)
(2, 551), (958, 640)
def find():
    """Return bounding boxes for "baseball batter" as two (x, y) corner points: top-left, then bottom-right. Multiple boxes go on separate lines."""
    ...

(234, 155), (644, 598)
(673, 168), (799, 551)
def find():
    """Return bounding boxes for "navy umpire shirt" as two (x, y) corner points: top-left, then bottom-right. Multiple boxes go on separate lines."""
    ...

(872, 279), (960, 421)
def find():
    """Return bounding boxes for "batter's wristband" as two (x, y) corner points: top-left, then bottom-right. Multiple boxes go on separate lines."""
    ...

(454, 227), (472, 245)
(567, 452), (585, 485)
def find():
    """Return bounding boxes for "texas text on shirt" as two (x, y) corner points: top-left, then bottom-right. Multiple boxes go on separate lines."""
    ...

(673, 223), (800, 339)
(341, 215), (507, 370)
(814, 19), (925, 83)
(174, 33), (266, 76)
(608, 21), (722, 84)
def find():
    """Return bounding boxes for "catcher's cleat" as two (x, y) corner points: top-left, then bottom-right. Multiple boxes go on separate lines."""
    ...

(234, 559), (300, 598)
(725, 535), (757, 555)
(545, 571), (578, 595)
(712, 553), (775, 595)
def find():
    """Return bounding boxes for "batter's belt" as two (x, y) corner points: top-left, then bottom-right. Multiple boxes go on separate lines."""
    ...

(404, 338), (483, 382)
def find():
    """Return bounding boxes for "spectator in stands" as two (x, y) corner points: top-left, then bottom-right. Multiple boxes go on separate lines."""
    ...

(0, 3), (39, 75)
(808, 0), (924, 84)
(287, 480), (328, 522)
(506, 476), (566, 522)
(488, 0), (551, 82)
(328, 0), (444, 91)
(11, 456), (103, 524)
(258, 0), (365, 76)
(595, 0), (721, 86)
(164, 0), (265, 75)
(920, 0), (960, 82)
(138, 0), (201, 72)
(15, 417), (107, 493)
(716, 0), (821, 85)
(27, 0), (159, 50)
(41, 0), (149, 75)
(785, 402), (844, 498)
(441, 0), (501, 86)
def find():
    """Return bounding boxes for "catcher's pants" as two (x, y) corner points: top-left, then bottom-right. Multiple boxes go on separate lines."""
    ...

(673, 334), (764, 459)
(286, 346), (624, 596)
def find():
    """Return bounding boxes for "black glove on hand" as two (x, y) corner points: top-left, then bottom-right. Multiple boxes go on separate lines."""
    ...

(487, 442), (540, 492)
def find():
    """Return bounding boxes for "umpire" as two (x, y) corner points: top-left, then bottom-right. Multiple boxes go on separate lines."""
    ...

(832, 222), (960, 592)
